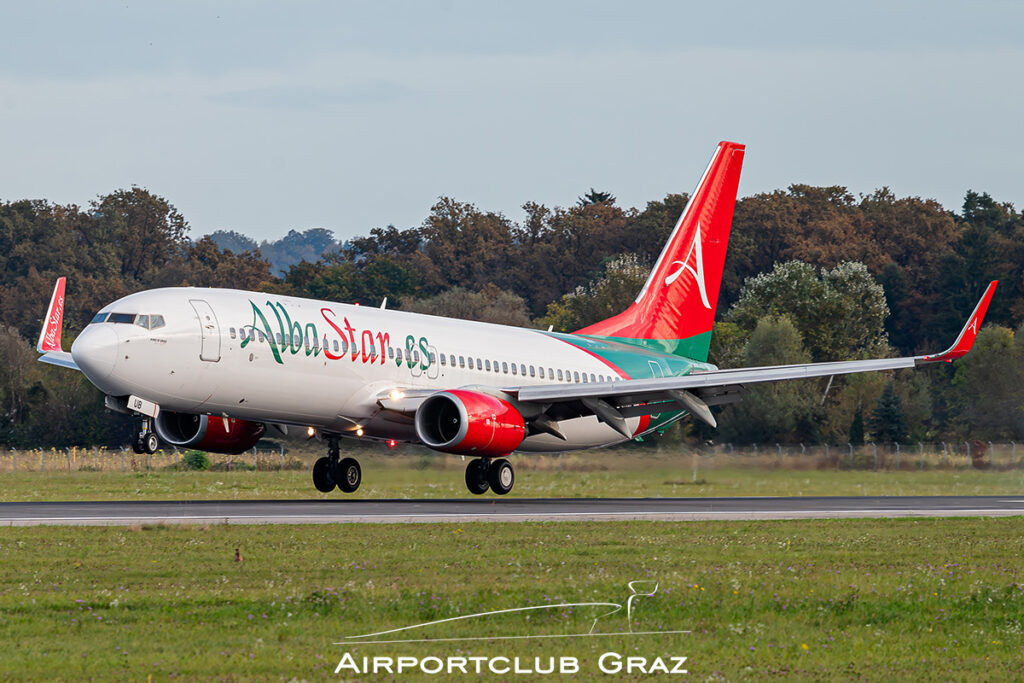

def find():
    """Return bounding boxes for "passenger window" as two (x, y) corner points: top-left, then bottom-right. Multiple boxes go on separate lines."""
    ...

(557, 369), (563, 381)
(459, 356), (465, 368)
(467, 356), (473, 369)
(475, 358), (482, 370)
(388, 347), (394, 359)
(249, 329), (256, 342)
(548, 368), (554, 379)
(590, 373), (596, 382)
(529, 366), (535, 377)
(413, 350), (420, 362)
(501, 361), (508, 373)
(274, 333), (281, 345)
(334, 340), (340, 353)
(229, 327), (236, 339)
(450, 354), (456, 367)
(511, 364), (518, 375)
(485, 359), (491, 372)
(573, 371), (580, 382)
(582, 373), (588, 383)
(538, 367), (545, 379)
(259, 330), (267, 343)
(520, 364), (526, 376)
(440, 354), (446, 366)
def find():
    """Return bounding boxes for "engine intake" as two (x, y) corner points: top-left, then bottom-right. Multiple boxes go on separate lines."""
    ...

(414, 390), (525, 456)
(154, 412), (266, 455)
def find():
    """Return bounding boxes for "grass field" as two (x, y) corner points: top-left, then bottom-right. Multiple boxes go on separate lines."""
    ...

(1, 457), (1023, 502)
(1, 518), (1022, 681)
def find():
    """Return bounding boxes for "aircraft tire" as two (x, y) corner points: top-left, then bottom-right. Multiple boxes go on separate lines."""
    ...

(465, 458), (490, 495)
(337, 457), (361, 493)
(312, 456), (336, 492)
(488, 458), (514, 495)
(143, 432), (159, 454)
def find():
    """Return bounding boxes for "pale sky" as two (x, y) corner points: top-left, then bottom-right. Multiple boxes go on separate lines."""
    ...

(2, 1), (1022, 242)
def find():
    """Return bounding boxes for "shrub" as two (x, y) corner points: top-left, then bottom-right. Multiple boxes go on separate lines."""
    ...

(182, 450), (211, 471)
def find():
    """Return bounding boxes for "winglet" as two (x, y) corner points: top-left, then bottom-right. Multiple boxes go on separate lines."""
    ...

(37, 277), (67, 353)
(920, 281), (998, 363)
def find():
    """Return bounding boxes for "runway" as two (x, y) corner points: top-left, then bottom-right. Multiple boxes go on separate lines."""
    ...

(1, 496), (1023, 525)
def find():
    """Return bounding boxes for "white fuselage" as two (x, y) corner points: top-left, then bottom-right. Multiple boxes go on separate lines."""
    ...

(70, 288), (673, 452)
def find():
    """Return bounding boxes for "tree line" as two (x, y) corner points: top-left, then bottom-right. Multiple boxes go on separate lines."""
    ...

(0, 181), (1021, 448)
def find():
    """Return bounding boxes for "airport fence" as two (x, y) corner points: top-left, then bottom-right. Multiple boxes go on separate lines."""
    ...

(0, 441), (1020, 474)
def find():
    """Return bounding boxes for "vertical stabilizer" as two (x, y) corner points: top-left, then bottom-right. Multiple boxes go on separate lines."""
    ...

(574, 141), (745, 360)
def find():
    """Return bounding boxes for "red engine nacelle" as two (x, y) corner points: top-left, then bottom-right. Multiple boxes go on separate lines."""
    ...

(154, 412), (266, 455)
(414, 390), (525, 456)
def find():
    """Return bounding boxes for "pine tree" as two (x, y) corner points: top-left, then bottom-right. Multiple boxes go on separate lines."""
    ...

(849, 405), (865, 445)
(869, 382), (908, 444)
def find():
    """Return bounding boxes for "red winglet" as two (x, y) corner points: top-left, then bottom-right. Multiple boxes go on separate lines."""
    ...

(921, 281), (998, 363)
(37, 277), (67, 353)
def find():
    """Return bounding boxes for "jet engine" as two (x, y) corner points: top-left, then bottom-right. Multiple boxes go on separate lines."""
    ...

(414, 390), (526, 456)
(154, 412), (266, 455)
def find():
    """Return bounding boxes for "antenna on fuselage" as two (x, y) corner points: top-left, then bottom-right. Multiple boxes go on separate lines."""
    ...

(380, 297), (388, 310)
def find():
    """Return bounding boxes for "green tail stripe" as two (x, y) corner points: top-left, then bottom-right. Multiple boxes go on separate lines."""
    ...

(578, 331), (713, 362)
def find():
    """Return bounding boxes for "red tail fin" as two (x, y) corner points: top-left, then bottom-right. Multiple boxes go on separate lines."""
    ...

(575, 141), (745, 361)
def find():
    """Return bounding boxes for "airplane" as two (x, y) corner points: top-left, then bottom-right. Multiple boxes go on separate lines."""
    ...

(36, 141), (998, 496)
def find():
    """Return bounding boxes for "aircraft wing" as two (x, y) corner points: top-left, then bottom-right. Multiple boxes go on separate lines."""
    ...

(509, 281), (998, 431)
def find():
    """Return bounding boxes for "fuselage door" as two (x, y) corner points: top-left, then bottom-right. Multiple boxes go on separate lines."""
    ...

(189, 299), (221, 362)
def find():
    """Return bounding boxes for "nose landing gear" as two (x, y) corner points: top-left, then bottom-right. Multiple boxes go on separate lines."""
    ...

(312, 436), (362, 494)
(132, 418), (159, 454)
(464, 457), (515, 496)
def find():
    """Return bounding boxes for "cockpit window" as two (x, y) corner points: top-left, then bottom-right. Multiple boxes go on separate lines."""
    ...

(101, 312), (166, 329)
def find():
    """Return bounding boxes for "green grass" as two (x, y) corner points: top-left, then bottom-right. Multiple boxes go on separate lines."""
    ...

(1, 457), (1023, 502)
(0, 519), (1022, 680)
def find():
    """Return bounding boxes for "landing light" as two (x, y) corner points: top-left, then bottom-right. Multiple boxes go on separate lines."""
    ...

(389, 390), (406, 401)
(356, 427), (364, 437)
(388, 439), (396, 448)
(306, 426), (315, 437)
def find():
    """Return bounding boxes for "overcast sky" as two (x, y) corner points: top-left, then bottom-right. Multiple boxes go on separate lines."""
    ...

(2, 1), (1022, 242)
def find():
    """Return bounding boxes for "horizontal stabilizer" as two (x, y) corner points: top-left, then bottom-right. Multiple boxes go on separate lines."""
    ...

(39, 351), (79, 370)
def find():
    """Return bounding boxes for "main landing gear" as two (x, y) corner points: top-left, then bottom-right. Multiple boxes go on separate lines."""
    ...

(132, 418), (159, 454)
(464, 457), (515, 496)
(312, 436), (362, 494)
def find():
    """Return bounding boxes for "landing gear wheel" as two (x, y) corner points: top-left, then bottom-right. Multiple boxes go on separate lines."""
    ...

(488, 458), (514, 495)
(465, 458), (490, 495)
(312, 457), (336, 492)
(336, 457), (361, 493)
(143, 432), (159, 454)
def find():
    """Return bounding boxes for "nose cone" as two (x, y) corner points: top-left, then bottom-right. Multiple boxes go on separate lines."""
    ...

(71, 325), (119, 386)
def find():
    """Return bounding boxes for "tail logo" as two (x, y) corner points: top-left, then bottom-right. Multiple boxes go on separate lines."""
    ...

(664, 222), (711, 309)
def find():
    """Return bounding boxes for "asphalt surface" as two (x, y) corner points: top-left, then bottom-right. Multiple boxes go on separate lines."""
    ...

(1, 496), (1023, 525)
